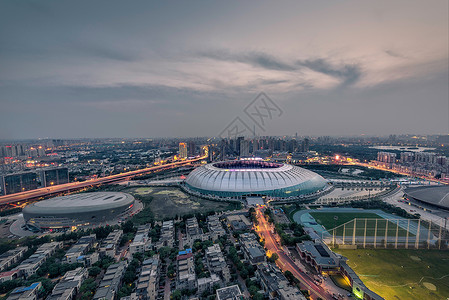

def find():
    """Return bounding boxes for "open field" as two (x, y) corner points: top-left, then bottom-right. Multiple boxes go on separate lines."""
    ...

(310, 212), (413, 237)
(334, 248), (449, 300)
(123, 186), (241, 221)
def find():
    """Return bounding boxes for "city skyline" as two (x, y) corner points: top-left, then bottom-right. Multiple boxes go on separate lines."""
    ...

(0, 0), (448, 139)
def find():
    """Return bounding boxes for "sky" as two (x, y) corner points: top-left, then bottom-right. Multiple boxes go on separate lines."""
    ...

(0, 0), (448, 139)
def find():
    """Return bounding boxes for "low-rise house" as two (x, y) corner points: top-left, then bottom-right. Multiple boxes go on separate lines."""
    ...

(215, 285), (244, 300)
(0, 269), (22, 283)
(226, 214), (251, 231)
(184, 217), (204, 246)
(156, 220), (175, 249)
(197, 273), (220, 294)
(99, 229), (123, 258)
(135, 256), (160, 300)
(17, 242), (62, 278)
(93, 261), (127, 300)
(7, 282), (41, 300)
(47, 267), (88, 300)
(0, 247), (28, 272)
(205, 244), (230, 283)
(64, 234), (96, 265)
(129, 225), (151, 255)
(256, 263), (305, 300)
(207, 215), (226, 241)
(239, 233), (266, 265)
(176, 252), (197, 291)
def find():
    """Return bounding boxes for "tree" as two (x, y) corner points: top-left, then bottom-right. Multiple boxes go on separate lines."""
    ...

(267, 253), (279, 263)
(171, 290), (182, 300)
(88, 266), (102, 277)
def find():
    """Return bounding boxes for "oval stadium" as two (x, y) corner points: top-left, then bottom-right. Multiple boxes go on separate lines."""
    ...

(404, 185), (449, 211)
(23, 192), (135, 230)
(182, 160), (328, 201)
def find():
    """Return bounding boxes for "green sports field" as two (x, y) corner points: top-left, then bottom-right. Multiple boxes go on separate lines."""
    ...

(310, 212), (413, 237)
(334, 248), (449, 300)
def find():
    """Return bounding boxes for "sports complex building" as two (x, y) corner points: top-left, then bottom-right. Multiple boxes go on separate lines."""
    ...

(182, 160), (328, 201)
(23, 192), (135, 230)
(404, 185), (449, 211)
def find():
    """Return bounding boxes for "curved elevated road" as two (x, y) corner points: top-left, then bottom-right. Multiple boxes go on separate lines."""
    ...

(0, 155), (206, 206)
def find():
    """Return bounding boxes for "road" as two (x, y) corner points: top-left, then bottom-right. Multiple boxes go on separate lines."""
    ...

(348, 161), (449, 185)
(0, 155), (206, 206)
(255, 208), (332, 300)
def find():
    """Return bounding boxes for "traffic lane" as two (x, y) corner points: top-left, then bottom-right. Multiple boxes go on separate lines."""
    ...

(255, 211), (329, 299)
(0, 156), (206, 205)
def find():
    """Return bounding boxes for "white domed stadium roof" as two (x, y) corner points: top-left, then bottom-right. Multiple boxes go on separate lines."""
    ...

(185, 160), (327, 198)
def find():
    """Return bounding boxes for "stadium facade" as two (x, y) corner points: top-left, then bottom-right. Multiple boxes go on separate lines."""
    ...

(182, 160), (328, 201)
(404, 185), (449, 211)
(23, 192), (135, 230)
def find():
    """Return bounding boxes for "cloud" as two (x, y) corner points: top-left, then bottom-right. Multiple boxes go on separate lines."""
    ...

(198, 49), (296, 71)
(296, 59), (362, 86)
(199, 49), (362, 87)
(384, 49), (408, 59)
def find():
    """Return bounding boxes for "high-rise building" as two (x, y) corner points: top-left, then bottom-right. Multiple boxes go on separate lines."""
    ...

(39, 167), (69, 187)
(377, 152), (396, 163)
(301, 138), (310, 152)
(187, 141), (196, 157)
(179, 142), (187, 159)
(239, 139), (250, 157)
(1, 172), (38, 195)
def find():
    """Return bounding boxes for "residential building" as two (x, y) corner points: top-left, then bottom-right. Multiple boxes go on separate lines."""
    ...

(135, 256), (160, 300)
(99, 229), (123, 258)
(205, 244), (230, 283)
(197, 274), (220, 294)
(7, 282), (41, 300)
(207, 215), (226, 241)
(176, 252), (197, 291)
(226, 214), (252, 231)
(47, 267), (88, 300)
(0, 247), (28, 271)
(184, 217), (204, 246)
(17, 242), (62, 278)
(256, 263), (305, 300)
(129, 225), (151, 255)
(64, 234), (96, 265)
(216, 285), (244, 300)
(93, 261), (127, 300)
(156, 220), (174, 249)
(0, 269), (22, 283)
(239, 233), (266, 265)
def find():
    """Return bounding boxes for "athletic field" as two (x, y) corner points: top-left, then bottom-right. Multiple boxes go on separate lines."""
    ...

(310, 212), (413, 237)
(334, 248), (449, 300)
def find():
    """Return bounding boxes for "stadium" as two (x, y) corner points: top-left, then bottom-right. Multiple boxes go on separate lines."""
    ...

(182, 160), (328, 201)
(404, 185), (449, 211)
(23, 192), (135, 230)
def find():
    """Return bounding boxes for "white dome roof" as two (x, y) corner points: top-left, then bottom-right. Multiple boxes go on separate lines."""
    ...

(185, 160), (326, 193)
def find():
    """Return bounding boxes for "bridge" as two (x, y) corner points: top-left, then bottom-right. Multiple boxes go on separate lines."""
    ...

(0, 155), (207, 206)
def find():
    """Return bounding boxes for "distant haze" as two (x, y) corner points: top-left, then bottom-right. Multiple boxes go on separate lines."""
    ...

(0, 1), (448, 139)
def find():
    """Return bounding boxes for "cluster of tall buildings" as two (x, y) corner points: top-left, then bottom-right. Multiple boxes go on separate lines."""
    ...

(0, 145), (46, 159)
(0, 167), (69, 195)
(178, 141), (197, 159)
(376, 151), (449, 178)
(208, 137), (310, 160)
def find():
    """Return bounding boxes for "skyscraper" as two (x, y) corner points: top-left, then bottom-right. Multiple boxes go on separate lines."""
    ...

(179, 142), (187, 159)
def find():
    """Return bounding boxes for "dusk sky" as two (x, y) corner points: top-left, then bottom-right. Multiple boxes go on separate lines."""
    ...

(0, 1), (448, 139)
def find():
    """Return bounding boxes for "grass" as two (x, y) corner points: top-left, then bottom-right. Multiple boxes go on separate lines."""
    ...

(310, 212), (413, 237)
(124, 186), (241, 221)
(334, 248), (449, 300)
